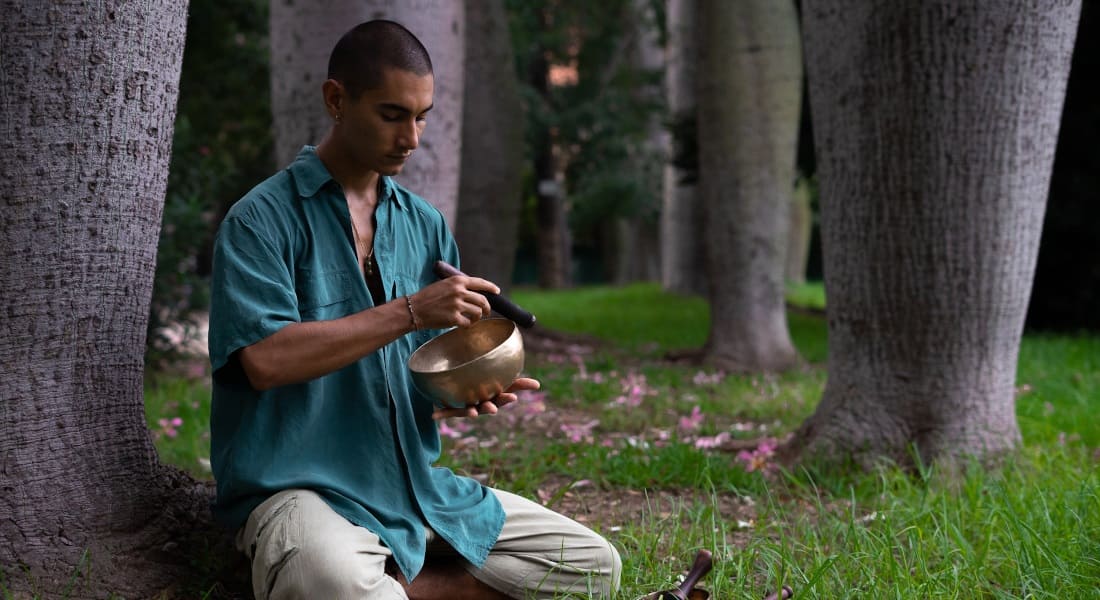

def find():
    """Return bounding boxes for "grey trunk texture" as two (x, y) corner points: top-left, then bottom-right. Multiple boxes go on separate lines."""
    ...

(270, 0), (465, 226)
(697, 0), (803, 372)
(661, 0), (705, 295)
(0, 2), (223, 597)
(793, 0), (1081, 465)
(454, 0), (524, 292)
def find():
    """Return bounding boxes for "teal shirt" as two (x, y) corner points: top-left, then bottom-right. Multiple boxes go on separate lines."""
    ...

(208, 146), (504, 581)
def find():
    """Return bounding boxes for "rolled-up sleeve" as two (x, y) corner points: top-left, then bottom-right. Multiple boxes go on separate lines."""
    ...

(208, 214), (298, 373)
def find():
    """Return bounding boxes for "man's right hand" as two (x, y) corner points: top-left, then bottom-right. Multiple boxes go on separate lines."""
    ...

(408, 275), (499, 329)
(236, 274), (500, 391)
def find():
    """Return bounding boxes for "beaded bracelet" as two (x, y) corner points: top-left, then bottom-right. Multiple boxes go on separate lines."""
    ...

(405, 295), (421, 331)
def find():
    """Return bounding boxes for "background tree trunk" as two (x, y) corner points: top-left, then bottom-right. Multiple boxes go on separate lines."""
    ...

(455, 0), (525, 293)
(0, 3), (229, 597)
(661, 0), (706, 295)
(270, 0), (465, 226)
(607, 0), (664, 285)
(607, 219), (661, 284)
(529, 19), (572, 290)
(789, 0), (1081, 466)
(697, 0), (803, 372)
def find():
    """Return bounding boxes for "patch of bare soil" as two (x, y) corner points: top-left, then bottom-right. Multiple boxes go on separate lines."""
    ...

(535, 473), (761, 546)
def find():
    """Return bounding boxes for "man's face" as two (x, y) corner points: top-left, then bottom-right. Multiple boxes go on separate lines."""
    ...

(339, 68), (434, 176)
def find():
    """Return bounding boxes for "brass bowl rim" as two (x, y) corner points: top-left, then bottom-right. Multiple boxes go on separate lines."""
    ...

(407, 318), (520, 375)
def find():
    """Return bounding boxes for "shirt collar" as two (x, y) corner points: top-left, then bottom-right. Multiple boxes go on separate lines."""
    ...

(288, 146), (408, 211)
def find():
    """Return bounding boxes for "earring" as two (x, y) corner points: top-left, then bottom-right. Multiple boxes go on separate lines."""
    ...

(335, 113), (342, 123)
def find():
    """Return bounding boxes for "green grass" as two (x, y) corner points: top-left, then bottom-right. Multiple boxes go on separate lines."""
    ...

(1015, 333), (1100, 448)
(143, 282), (1100, 599)
(785, 280), (827, 312)
(511, 282), (829, 363)
(145, 373), (214, 478)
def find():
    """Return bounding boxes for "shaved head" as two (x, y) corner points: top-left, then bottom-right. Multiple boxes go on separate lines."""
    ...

(327, 19), (433, 99)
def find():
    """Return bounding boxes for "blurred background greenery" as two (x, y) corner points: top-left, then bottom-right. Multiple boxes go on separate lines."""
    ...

(148, 0), (1100, 366)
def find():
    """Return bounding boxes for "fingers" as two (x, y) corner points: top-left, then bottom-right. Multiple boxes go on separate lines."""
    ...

(429, 379), (536, 420)
(438, 276), (497, 322)
(432, 406), (479, 420)
(432, 401), (497, 420)
(492, 393), (517, 409)
(505, 377), (541, 393)
(460, 276), (500, 296)
(413, 275), (496, 329)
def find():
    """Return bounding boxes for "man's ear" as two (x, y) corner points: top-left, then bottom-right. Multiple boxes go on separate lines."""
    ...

(321, 79), (345, 120)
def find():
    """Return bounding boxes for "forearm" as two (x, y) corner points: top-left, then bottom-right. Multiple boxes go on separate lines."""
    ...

(238, 298), (415, 390)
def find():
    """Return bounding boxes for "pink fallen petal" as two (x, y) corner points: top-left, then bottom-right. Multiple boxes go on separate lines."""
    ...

(438, 422), (465, 439)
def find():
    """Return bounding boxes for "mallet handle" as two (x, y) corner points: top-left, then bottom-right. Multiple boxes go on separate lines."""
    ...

(433, 261), (537, 328)
(675, 550), (713, 598)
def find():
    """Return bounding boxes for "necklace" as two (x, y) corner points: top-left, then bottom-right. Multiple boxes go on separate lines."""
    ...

(349, 213), (376, 276)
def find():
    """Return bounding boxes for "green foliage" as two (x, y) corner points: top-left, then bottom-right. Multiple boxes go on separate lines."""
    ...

(149, 0), (271, 363)
(148, 117), (218, 359)
(505, 0), (667, 244)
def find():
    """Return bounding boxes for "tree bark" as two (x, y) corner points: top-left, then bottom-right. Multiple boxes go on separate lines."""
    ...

(697, 0), (803, 372)
(529, 13), (571, 290)
(661, 0), (706, 295)
(789, 0), (1081, 466)
(0, 2), (232, 597)
(454, 0), (525, 293)
(269, 0), (465, 227)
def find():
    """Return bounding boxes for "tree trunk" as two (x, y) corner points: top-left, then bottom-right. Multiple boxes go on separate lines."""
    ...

(697, 0), (803, 372)
(0, 3), (231, 597)
(606, 0), (664, 286)
(788, 0), (1081, 466)
(530, 21), (571, 290)
(270, 0), (465, 227)
(661, 0), (706, 295)
(454, 0), (525, 293)
(609, 219), (662, 284)
(534, 170), (572, 289)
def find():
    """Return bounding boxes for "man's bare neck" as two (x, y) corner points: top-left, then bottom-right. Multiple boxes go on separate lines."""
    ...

(316, 133), (382, 203)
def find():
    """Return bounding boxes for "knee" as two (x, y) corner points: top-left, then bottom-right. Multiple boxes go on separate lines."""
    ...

(283, 540), (401, 599)
(248, 491), (402, 599)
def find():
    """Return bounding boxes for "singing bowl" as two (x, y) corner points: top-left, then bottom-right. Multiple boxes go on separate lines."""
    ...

(408, 318), (524, 408)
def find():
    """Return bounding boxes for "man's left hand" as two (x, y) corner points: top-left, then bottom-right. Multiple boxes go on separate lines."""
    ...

(432, 377), (540, 420)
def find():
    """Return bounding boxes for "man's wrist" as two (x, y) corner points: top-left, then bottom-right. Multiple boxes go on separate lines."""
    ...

(404, 295), (422, 332)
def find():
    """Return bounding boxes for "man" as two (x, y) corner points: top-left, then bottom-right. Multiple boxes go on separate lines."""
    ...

(208, 19), (621, 600)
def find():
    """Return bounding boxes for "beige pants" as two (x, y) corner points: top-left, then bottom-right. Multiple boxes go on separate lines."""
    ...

(237, 488), (622, 600)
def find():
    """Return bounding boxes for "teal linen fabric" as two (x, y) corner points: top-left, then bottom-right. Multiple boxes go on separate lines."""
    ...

(207, 146), (504, 581)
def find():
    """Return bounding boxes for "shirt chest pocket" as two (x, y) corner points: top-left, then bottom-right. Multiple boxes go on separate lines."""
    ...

(295, 269), (354, 322)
